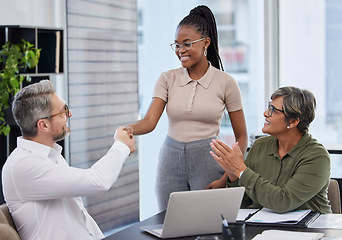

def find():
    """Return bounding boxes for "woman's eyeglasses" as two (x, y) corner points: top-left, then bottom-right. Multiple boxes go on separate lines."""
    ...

(267, 102), (284, 117)
(170, 38), (205, 51)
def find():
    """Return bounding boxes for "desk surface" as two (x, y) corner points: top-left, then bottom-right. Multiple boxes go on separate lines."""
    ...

(104, 211), (342, 240)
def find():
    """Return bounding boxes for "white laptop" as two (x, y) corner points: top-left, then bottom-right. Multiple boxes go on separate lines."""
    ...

(141, 187), (245, 239)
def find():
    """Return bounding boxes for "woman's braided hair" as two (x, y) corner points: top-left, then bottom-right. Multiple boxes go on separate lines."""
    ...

(179, 5), (224, 71)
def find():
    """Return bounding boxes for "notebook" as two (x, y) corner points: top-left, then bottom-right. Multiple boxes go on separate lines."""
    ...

(140, 187), (245, 239)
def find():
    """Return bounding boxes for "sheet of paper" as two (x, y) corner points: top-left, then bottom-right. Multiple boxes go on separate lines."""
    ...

(251, 230), (324, 240)
(309, 214), (342, 229)
(246, 208), (311, 224)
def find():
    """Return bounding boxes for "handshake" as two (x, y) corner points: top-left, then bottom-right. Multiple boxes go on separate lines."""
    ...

(114, 126), (135, 155)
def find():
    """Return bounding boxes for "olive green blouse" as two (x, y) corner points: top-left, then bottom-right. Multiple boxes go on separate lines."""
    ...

(229, 133), (332, 214)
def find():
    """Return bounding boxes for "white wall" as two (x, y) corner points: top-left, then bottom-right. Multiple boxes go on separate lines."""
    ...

(0, 0), (65, 28)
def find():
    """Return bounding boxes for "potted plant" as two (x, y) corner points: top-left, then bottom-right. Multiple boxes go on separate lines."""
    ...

(0, 39), (41, 136)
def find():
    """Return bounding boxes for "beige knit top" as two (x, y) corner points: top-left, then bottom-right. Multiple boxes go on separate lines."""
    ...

(153, 64), (243, 142)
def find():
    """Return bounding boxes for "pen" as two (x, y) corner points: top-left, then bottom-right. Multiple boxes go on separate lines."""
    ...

(221, 214), (228, 227)
(244, 207), (263, 222)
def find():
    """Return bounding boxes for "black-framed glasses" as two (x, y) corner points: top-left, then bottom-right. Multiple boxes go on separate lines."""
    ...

(170, 38), (206, 51)
(267, 102), (285, 117)
(42, 104), (70, 120)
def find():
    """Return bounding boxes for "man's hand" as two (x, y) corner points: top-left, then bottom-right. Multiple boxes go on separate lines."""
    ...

(115, 126), (135, 155)
(123, 126), (134, 139)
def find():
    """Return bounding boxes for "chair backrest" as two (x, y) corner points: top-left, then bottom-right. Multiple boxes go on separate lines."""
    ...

(0, 204), (17, 231)
(0, 204), (20, 240)
(327, 179), (341, 214)
(0, 223), (21, 240)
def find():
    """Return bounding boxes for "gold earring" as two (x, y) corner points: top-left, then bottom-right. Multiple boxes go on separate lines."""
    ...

(204, 48), (207, 56)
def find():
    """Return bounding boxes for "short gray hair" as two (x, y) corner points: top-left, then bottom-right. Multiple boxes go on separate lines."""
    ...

(12, 80), (55, 137)
(271, 86), (316, 134)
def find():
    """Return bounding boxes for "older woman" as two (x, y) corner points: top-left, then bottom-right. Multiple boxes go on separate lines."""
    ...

(210, 86), (331, 213)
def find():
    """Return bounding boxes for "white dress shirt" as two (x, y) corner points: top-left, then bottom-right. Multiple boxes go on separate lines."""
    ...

(2, 137), (130, 240)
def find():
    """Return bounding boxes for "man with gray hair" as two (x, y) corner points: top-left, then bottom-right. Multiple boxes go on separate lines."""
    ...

(2, 80), (135, 240)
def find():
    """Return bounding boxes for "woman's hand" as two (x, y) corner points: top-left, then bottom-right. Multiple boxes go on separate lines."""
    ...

(205, 172), (228, 189)
(210, 139), (247, 182)
(124, 126), (134, 139)
(115, 126), (136, 155)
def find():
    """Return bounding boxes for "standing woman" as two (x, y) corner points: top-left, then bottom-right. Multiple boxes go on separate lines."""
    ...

(126, 5), (248, 210)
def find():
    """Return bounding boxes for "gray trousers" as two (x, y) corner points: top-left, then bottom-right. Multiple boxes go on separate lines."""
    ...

(155, 136), (225, 211)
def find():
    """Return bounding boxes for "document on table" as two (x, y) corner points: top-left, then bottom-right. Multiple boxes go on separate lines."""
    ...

(245, 207), (311, 224)
(309, 214), (342, 229)
(251, 230), (324, 240)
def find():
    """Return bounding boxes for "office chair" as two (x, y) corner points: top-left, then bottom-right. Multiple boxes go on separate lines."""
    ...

(327, 179), (341, 214)
(0, 204), (20, 240)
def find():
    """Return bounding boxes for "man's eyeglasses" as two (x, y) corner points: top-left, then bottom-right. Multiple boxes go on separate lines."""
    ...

(170, 38), (206, 51)
(267, 102), (285, 117)
(42, 104), (70, 120)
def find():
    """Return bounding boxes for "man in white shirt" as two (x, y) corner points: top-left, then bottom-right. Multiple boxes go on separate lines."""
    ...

(1, 80), (135, 240)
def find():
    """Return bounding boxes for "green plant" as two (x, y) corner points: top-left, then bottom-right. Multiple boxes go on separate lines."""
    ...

(0, 39), (41, 135)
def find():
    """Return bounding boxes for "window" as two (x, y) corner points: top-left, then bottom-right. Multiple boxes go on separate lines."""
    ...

(138, 0), (342, 221)
(279, 0), (342, 178)
(137, 0), (265, 220)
